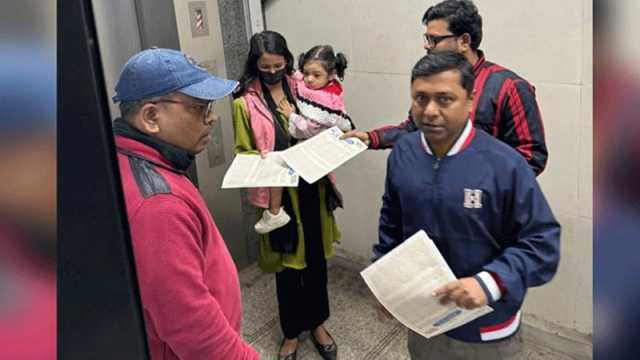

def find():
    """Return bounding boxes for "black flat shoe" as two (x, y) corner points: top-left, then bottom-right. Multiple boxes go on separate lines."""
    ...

(311, 328), (337, 360)
(277, 338), (297, 360)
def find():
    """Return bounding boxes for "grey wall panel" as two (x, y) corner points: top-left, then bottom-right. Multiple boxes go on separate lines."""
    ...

(92, 0), (142, 119)
(134, 0), (181, 49)
(216, 0), (258, 264)
(217, 0), (250, 81)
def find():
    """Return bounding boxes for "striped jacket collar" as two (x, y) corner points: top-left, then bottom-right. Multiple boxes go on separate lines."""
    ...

(473, 50), (486, 75)
(421, 119), (475, 157)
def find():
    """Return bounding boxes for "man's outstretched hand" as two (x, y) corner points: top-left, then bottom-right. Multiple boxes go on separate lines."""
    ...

(340, 130), (370, 146)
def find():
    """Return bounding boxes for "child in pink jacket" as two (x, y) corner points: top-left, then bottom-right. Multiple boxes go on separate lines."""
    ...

(287, 45), (352, 139)
(255, 45), (353, 234)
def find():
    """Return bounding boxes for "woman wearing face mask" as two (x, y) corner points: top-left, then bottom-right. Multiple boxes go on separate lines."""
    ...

(232, 31), (341, 360)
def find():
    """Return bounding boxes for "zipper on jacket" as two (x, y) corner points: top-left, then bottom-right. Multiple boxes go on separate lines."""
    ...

(433, 157), (442, 203)
(433, 157), (441, 171)
(432, 156), (444, 258)
(432, 157), (442, 203)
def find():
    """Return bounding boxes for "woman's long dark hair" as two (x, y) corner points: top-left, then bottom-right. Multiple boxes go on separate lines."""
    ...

(233, 30), (295, 98)
(259, 79), (296, 149)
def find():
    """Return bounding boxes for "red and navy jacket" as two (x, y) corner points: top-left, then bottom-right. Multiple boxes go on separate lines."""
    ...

(374, 121), (560, 342)
(115, 136), (259, 360)
(367, 51), (548, 176)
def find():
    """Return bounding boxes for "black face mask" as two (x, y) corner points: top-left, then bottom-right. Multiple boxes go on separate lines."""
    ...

(259, 68), (286, 85)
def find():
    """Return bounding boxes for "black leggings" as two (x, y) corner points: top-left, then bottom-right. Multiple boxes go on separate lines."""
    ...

(275, 179), (330, 339)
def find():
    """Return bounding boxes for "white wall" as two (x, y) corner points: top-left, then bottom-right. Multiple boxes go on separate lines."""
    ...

(265, 0), (592, 335)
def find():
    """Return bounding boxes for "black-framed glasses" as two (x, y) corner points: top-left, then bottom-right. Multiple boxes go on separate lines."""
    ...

(151, 99), (215, 125)
(423, 33), (457, 47)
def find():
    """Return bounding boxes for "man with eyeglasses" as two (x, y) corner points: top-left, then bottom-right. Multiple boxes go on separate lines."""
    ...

(112, 48), (259, 360)
(344, 0), (548, 176)
(374, 51), (560, 360)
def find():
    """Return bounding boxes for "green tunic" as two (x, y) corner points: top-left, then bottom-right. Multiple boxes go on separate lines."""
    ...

(232, 98), (341, 273)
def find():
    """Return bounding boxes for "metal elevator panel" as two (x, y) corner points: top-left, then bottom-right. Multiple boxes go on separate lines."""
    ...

(134, 0), (181, 50)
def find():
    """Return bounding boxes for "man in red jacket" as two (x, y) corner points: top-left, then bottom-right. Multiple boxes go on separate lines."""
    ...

(112, 48), (259, 360)
(344, 0), (548, 175)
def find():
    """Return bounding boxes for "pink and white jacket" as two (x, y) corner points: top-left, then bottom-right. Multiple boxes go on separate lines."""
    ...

(288, 76), (353, 139)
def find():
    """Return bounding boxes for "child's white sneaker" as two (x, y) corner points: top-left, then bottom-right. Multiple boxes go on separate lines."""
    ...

(254, 207), (291, 234)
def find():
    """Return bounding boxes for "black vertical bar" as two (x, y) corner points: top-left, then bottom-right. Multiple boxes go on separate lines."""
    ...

(58, 0), (149, 359)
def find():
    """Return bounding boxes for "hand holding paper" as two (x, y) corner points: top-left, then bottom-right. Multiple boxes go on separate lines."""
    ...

(360, 230), (493, 339)
(432, 277), (488, 309)
(222, 126), (366, 189)
(280, 126), (367, 184)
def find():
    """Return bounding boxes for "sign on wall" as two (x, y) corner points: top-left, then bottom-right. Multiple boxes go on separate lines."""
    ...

(188, 1), (209, 37)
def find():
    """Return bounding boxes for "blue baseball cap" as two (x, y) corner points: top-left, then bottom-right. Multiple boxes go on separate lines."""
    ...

(113, 48), (238, 103)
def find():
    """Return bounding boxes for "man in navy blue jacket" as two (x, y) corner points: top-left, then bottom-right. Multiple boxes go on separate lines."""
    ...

(374, 51), (560, 359)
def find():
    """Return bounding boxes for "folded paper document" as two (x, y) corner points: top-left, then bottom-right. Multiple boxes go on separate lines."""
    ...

(361, 230), (493, 339)
(221, 152), (299, 188)
(280, 126), (367, 184)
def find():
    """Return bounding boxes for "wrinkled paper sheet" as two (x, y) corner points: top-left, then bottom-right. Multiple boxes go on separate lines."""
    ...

(222, 152), (298, 188)
(280, 126), (367, 184)
(361, 230), (493, 339)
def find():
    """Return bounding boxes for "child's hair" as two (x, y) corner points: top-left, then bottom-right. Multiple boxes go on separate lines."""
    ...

(298, 45), (348, 81)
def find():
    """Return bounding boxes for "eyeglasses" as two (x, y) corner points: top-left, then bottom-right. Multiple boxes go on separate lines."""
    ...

(423, 33), (457, 47)
(151, 99), (215, 125)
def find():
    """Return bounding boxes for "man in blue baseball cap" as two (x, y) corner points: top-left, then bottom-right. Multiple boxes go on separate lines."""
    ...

(112, 48), (259, 360)
(113, 47), (239, 156)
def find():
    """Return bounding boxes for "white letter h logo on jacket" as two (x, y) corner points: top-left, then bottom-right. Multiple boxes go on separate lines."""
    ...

(464, 189), (483, 209)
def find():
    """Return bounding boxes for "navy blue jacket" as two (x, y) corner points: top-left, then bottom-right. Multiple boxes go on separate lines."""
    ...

(374, 128), (560, 342)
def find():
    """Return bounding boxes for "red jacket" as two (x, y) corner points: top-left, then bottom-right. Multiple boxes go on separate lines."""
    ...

(367, 51), (548, 175)
(116, 136), (259, 360)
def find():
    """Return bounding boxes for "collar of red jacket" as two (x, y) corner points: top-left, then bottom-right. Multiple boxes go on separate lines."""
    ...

(115, 135), (179, 172)
(473, 50), (486, 75)
(320, 80), (343, 95)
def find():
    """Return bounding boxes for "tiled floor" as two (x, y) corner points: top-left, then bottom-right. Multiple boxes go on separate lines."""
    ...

(240, 255), (592, 359)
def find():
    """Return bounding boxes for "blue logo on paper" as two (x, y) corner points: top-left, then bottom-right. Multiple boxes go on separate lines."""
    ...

(433, 309), (462, 327)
